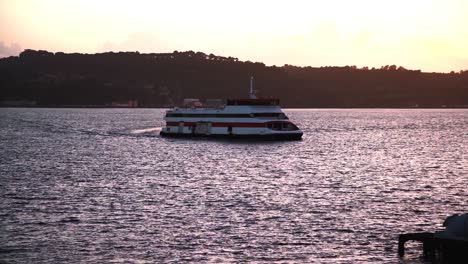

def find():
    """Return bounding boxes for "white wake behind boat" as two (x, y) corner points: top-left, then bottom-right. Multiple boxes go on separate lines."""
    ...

(160, 78), (303, 140)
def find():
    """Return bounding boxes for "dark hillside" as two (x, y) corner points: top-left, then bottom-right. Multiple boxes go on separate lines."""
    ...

(1, 49), (467, 107)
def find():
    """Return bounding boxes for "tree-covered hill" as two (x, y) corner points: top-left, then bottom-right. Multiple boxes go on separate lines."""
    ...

(1, 49), (467, 107)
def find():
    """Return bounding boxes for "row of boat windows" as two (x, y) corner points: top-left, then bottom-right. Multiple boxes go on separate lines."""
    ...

(267, 122), (300, 131)
(166, 122), (300, 131)
(166, 113), (288, 119)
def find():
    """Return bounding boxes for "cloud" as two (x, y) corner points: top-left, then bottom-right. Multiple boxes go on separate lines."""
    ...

(0, 42), (22, 57)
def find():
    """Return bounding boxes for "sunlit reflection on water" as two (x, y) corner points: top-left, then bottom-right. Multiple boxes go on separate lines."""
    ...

(0, 108), (466, 263)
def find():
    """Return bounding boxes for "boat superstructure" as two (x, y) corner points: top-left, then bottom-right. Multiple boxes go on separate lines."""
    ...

(160, 78), (303, 140)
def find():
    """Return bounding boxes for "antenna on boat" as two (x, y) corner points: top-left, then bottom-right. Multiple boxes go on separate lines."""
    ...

(249, 76), (257, 99)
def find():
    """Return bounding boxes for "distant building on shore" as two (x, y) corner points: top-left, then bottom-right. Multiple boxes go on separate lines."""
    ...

(1, 100), (37, 107)
(110, 100), (138, 108)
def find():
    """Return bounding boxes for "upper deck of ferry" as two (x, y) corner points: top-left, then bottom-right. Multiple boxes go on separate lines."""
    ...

(226, 98), (280, 106)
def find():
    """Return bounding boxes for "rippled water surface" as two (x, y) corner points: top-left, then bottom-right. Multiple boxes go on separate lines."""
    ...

(0, 108), (466, 263)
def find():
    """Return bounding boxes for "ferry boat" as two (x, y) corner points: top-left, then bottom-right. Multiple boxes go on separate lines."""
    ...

(160, 78), (303, 140)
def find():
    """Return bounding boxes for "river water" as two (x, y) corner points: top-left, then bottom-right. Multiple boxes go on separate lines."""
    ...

(0, 108), (466, 263)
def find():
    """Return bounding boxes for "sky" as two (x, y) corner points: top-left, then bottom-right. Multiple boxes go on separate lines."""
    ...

(1, 0), (468, 72)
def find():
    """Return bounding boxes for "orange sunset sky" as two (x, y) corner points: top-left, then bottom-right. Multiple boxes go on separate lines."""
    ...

(1, 0), (468, 72)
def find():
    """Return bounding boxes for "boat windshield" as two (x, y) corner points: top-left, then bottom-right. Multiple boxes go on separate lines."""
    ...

(266, 122), (299, 131)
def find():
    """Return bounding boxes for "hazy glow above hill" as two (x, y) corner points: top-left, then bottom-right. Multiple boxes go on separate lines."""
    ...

(1, 0), (468, 72)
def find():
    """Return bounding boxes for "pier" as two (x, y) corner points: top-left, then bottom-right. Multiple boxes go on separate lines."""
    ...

(398, 232), (468, 262)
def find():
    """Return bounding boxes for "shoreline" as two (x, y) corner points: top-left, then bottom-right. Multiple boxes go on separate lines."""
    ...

(1, 106), (467, 109)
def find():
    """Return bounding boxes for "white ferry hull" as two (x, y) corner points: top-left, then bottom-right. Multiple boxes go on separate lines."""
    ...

(160, 98), (303, 140)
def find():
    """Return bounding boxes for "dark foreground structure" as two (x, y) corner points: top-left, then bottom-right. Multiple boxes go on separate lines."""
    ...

(398, 232), (468, 263)
(398, 214), (468, 263)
